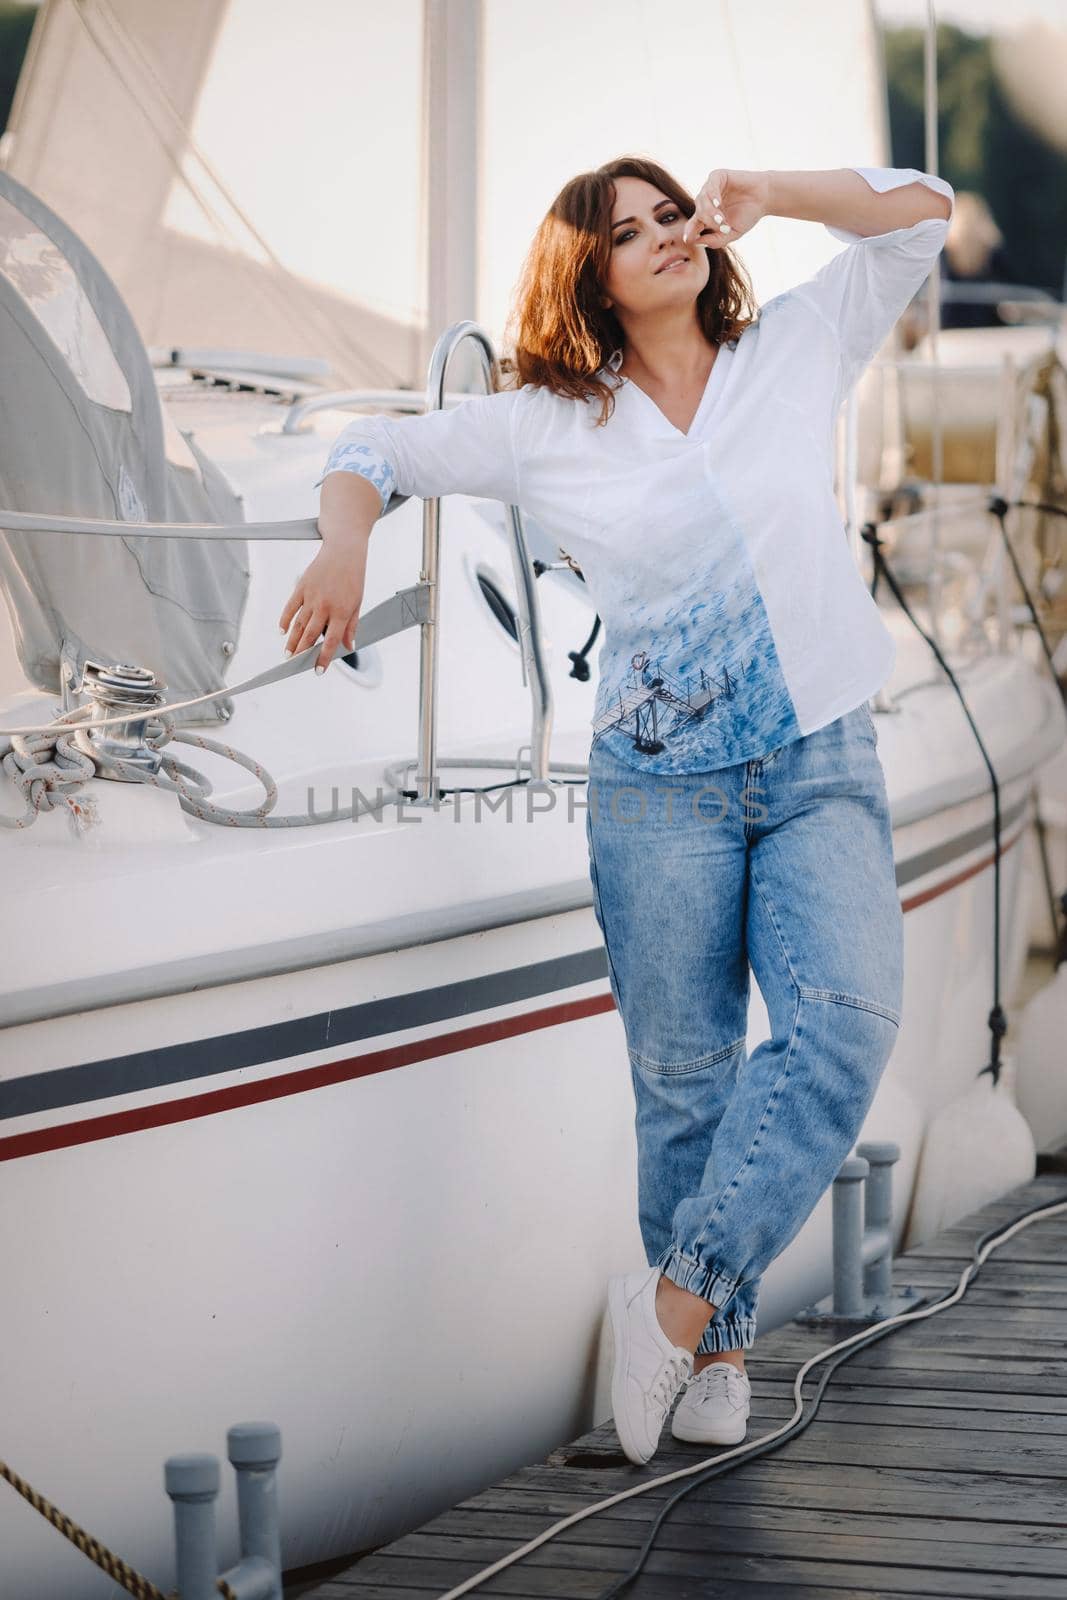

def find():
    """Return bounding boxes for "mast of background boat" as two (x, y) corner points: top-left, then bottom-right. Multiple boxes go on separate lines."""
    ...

(841, 0), (898, 642)
(923, 0), (947, 654)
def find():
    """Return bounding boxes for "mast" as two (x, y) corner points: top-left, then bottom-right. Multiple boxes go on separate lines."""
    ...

(423, 0), (482, 385)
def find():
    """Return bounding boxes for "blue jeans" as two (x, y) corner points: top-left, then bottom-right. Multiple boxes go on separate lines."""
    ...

(585, 703), (903, 1355)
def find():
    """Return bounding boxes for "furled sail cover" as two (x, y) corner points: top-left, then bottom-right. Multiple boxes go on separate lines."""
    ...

(0, 171), (249, 727)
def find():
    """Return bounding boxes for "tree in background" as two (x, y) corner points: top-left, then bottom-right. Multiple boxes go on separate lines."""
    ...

(885, 21), (1067, 297)
(0, 2), (36, 136)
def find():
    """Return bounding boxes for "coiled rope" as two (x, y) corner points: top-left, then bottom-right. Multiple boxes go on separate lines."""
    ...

(0, 637), (415, 831)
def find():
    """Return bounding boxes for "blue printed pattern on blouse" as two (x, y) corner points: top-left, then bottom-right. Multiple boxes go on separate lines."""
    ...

(317, 440), (397, 509)
(591, 566), (801, 773)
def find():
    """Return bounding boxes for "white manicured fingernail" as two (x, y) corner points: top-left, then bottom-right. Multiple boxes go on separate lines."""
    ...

(315, 664), (325, 675)
(713, 212), (723, 222)
(713, 195), (720, 205)
(721, 223), (732, 233)
(285, 647), (293, 657)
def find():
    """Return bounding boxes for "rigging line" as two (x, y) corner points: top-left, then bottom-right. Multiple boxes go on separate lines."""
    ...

(862, 522), (1007, 1082)
(989, 496), (1066, 688)
(67, 0), (400, 390)
(989, 494), (1067, 951)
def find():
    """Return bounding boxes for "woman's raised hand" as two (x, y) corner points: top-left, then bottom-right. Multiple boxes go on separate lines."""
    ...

(682, 169), (771, 248)
(278, 539), (368, 675)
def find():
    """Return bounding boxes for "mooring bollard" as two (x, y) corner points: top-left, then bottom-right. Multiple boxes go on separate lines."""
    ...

(165, 1421), (282, 1600)
(856, 1139), (899, 1306)
(796, 1141), (927, 1325)
(228, 1422), (283, 1599)
(830, 1154), (871, 1318)
(165, 1455), (221, 1600)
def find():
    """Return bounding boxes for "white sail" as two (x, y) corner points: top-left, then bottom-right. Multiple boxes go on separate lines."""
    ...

(3, 0), (428, 388)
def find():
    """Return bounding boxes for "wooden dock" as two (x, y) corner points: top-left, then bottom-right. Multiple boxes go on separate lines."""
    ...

(297, 1162), (1067, 1599)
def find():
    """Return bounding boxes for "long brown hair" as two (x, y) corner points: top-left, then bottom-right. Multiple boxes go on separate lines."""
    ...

(499, 155), (759, 426)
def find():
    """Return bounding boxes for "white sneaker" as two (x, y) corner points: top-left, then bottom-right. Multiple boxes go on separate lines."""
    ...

(671, 1359), (751, 1445)
(606, 1264), (694, 1465)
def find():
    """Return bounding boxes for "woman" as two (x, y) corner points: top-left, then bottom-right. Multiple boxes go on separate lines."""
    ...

(280, 157), (954, 1467)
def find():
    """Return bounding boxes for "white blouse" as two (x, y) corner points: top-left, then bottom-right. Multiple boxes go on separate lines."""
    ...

(317, 165), (954, 773)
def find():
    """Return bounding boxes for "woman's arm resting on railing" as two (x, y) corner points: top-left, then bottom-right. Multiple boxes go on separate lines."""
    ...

(281, 386), (526, 673)
(278, 472), (380, 670)
(313, 387), (524, 507)
(317, 468), (384, 550)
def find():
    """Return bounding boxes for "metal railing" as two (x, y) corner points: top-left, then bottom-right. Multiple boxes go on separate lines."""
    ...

(276, 386), (477, 434)
(0, 321), (556, 801)
(414, 320), (552, 800)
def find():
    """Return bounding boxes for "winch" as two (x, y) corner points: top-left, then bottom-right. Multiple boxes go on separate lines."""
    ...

(63, 659), (167, 782)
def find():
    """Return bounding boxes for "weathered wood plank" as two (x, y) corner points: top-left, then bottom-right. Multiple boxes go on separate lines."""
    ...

(887, 1277), (1067, 1301)
(644, 1392), (1067, 1432)
(394, 1502), (1067, 1563)
(557, 1404), (1067, 1463)
(886, 1303), (1067, 1326)
(494, 1455), (1067, 1505)
(310, 1577), (954, 1600)
(778, 1302), (1067, 1333)
(544, 1435), (1065, 1479)
(735, 1359), (1067, 1393)
(897, 1271), (1067, 1285)
(742, 1377), (1065, 1413)
(734, 1368), (1067, 1402)
(752, 1318), (1067, 1355)
(459, 1478), (1067, 1531)
(744, 1342), (1067, 1376)
(321, 1534), (1067, 1598)
(904, 1233), (1067, 1262)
